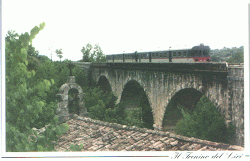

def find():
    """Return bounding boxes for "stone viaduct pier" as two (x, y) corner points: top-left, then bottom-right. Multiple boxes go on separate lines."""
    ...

(75, 62), (244, 146)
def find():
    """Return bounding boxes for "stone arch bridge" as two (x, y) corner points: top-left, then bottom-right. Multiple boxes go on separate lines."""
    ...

(74, 62), (244, 146)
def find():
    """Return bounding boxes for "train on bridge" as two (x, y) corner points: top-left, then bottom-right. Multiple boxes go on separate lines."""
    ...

(106, 44), (211, 63)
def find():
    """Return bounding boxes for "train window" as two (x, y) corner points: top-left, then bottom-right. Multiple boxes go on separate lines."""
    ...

(199, 50), (202, 56)
(183, 51), (187, 57)
(164, 53), (168, 58)
(178, 52), (181, 57)
(204, 50), (209, 56)
(190, 50), (198, 56)
(173, 52), (177, 57)
(156, 53), (159, 58)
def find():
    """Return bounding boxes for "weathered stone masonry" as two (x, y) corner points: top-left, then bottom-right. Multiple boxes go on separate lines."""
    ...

(88, 63), (244, 147)
(227, 65), (244, 147)
(56, 76), (88, 123)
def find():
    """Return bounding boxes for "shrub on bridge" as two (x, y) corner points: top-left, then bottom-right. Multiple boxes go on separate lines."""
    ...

(175, 95), (230, 143)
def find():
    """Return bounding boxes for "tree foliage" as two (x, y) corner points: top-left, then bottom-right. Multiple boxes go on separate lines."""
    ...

(83, 83), (154, 129)
(55, 48), (63, 62)
(210, 46), (243, 63)
(80, 43), (106, 62)
(174, 95), (234, 144)
(5, 23), (69, 152)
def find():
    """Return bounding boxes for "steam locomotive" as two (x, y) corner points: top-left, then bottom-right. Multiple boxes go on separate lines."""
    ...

(106, 44), (211, 63)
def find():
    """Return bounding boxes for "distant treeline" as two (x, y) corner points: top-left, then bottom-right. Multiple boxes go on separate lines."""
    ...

(210, 46), (244, 63)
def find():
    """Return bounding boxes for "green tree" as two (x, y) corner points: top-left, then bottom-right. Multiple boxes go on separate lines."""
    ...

(5, 23), (68, 152)
(93, 44), (106, 62)
(227, 52), (244, 63)
(55, 48), (63, 62)
(26, 45), (41, 71)
(81, 43), (93, 62)
(174, 95), (231, 143)
(80, 43), (106, 62)
(210, 46), (244, 63)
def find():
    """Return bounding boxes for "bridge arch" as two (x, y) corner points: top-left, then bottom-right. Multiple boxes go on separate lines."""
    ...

(162, 88), (203, 131)
(119, 79), (154, 129)
(96, 74), (115, 94)
(97, 75), (112, 93)
(162, 87), (225, 133)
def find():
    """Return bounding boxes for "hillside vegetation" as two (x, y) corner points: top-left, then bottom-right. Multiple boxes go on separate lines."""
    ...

(210, 46), (244, 63)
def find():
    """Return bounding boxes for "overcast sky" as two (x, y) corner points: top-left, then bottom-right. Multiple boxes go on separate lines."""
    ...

(2, 0), (247, 61)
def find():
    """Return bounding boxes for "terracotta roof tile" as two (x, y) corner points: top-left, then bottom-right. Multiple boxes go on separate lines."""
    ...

(52, 115), (244, 151)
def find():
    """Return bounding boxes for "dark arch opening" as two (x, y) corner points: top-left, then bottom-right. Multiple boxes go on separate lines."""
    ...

(97, 76), (116, 109)
(98, 76), (112, 93)
(68, 88), (80, 115)
(162, 88), (233, 144)
(162, 88), (203, 132)
(119, 80), (154, 129)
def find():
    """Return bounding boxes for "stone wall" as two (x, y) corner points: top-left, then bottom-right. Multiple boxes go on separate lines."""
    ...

(56, 76), (88, 124)
(88, 63), (244, 146)
(227, 66), (244, 147)
(90, 68), (229, 130)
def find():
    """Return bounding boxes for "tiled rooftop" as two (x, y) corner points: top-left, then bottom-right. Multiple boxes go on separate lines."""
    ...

(53, 114), (244, 151)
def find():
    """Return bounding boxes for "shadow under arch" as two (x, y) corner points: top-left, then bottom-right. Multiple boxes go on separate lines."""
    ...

(119, 80), (154, 129)
(97, 75), (117, 109)
(68, 88), (80, 115)
(162, 88), (203, 132)
(97, 76), (112, 93)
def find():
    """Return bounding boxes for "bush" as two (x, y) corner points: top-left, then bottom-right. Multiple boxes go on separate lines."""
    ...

(69, 144), (83, 151)
(175, 95), (230, 143)
(124, 107), (143, 128)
